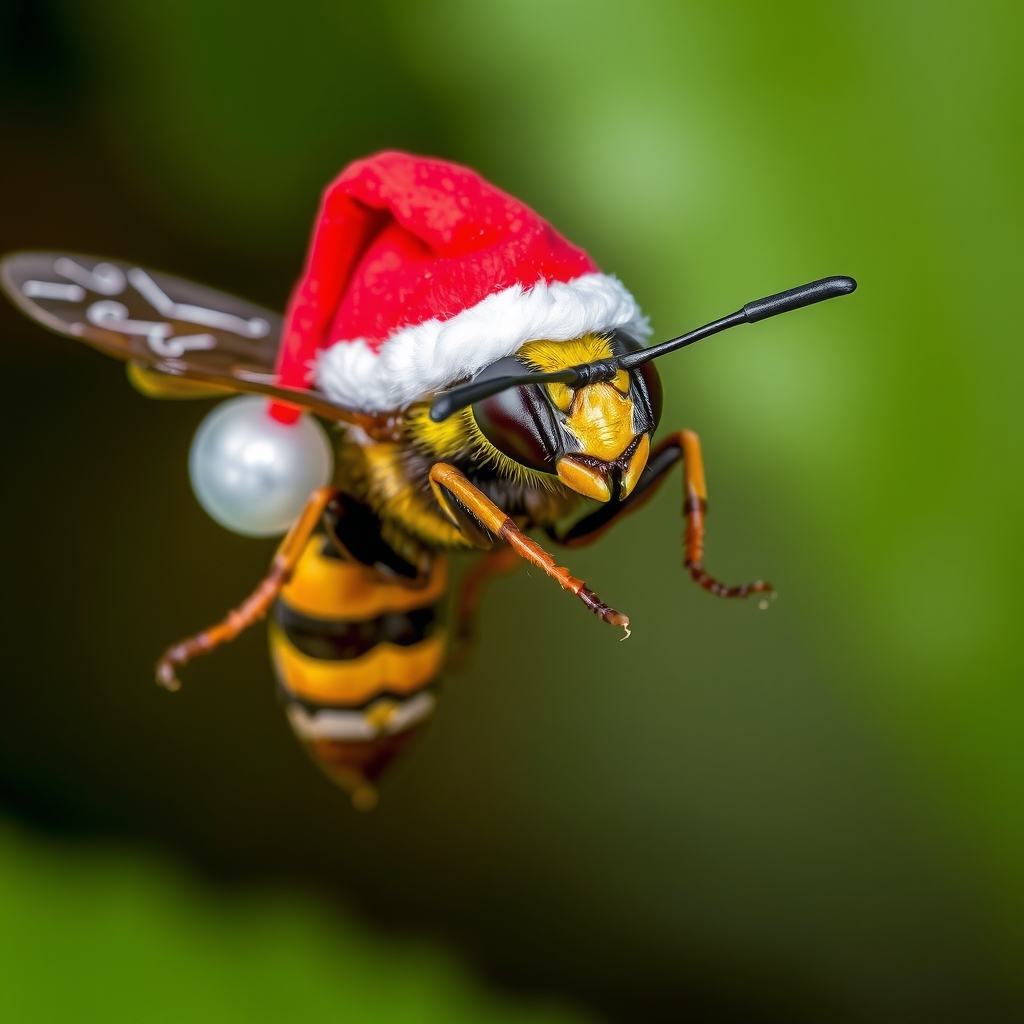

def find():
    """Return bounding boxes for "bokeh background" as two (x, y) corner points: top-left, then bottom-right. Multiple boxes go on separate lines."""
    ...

(1, 2), (1022, 1021)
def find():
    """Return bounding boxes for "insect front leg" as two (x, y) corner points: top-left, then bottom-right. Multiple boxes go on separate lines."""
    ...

(548, 431), (772, 601)
(676, 430), (772, 600)
(428, 463), (629, 634)
(156, 486), (339, 690)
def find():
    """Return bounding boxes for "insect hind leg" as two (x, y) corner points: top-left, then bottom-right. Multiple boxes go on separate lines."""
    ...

(447, 546), (521, 673)
(155, 487), (338, 690)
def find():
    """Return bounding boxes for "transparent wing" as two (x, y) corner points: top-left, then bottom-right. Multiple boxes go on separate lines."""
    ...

(0, 251), (382, 427)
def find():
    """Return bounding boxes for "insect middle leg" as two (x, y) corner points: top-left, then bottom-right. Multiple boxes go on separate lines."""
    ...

(447, 546), (522, 672)
(156, 486), (338, 690)
(549, 431), (772, 601)
(428, 463), (629, 633)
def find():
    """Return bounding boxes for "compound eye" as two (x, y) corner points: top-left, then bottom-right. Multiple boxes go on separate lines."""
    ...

(637, 360), (663, 428)
(609, 329), (662, 430)
(467, 357), (560, 474)
(472, 386), (557, 473)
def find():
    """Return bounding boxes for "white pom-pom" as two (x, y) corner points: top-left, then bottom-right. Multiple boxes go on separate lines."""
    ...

(188, 396), (333, 537)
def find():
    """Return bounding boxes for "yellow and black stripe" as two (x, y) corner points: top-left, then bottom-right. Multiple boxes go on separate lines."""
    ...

(270, 532), (447, 810)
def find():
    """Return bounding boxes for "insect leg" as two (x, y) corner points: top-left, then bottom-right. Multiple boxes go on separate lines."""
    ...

(428, 463), (629, 632)
(447, 547), (521, 672)
(549, 431), (772, 600)
(678, 430), (773, 599)
(155, 486), (338, 691)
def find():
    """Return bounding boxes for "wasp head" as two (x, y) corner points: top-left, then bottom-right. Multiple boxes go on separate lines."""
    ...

(469, 332), (662, 501)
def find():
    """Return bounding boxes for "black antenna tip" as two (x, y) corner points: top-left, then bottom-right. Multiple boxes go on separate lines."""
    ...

(742, 274), (858, 323)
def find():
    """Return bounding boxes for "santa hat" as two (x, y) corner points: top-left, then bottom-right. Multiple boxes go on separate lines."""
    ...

(275, 151), (649, 414)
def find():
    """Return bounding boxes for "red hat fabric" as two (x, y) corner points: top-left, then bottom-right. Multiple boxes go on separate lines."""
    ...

(275, 151), (649, 412)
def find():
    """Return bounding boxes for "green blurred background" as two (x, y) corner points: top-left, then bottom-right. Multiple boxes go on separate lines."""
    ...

(1, 1), (1022, 1021)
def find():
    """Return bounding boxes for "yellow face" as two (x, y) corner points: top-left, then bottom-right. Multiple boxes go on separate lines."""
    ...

(520, 336), (652, 502)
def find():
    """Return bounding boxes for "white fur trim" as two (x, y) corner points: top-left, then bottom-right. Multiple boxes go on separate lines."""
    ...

(315, 272), (649, 412)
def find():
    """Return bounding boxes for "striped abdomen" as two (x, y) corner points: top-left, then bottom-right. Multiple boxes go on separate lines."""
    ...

(270, 534), (447, 809)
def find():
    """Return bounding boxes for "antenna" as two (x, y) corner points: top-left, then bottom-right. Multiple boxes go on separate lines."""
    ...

(429, 275), (856, 422)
